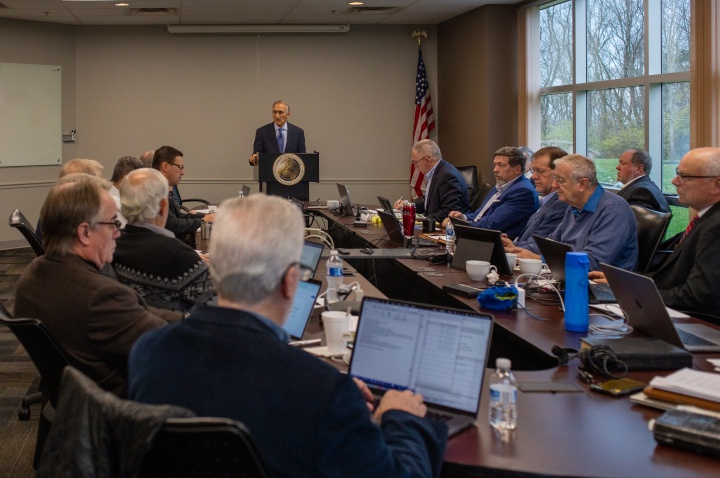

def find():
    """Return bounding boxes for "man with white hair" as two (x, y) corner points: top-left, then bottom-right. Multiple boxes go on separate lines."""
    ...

(129, 194), (447, 477)
(112, 168), (213, 312)
(505, 154), (638, 271)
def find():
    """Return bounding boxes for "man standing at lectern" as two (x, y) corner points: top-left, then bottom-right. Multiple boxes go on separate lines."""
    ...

(248, 100), (306, 166)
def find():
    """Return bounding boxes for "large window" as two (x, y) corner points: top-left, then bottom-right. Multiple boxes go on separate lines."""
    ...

(538, 0), (690, 193)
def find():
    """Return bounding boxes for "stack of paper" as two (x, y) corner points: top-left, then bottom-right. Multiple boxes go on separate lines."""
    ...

(643, 369), (720, 412)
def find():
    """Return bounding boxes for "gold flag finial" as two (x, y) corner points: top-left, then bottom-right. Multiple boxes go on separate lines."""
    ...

(411, 29), (427, 48)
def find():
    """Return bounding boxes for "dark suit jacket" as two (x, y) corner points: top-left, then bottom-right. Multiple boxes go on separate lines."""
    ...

(468, 175), (540, 239)
(414, 159), (471, 222)
(652, 202), (720, 318)
(129, 305), (447, 478)
(14, 254), (179, 397)
(514, 191), (568, 247)
(253, 122), (306, 155)
(617, 175), (671, 213)
(165, 190), (204, 240)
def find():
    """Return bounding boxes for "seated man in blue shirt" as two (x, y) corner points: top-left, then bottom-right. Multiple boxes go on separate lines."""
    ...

(511, 146), (569, 247)
(128, 194), (447, 478)
(504, 154), (638, 271)
(447, 146), (539, 239)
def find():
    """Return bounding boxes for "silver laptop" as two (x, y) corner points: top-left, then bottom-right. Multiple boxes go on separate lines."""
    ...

(283, 279), (322, 341)
(336, 183), (354, 216)
(600, 263), (720, 352)
(349, 297), (494, 437)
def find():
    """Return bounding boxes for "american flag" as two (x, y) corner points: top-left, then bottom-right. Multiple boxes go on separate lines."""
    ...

(410, 48), (435, 199)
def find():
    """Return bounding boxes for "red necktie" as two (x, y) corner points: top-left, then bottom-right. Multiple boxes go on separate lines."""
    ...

(680, 215), (699, 244)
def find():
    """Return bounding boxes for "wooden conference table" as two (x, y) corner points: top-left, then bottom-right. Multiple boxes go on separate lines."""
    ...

(305, 206), (720, 477)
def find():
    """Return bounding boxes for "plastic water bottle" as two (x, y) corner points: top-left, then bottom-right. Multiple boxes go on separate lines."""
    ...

(326, 250), (344, 303)
(445, 223), (456, 256)
(564, 252), (590, 332)
(488, 358), (517, 432)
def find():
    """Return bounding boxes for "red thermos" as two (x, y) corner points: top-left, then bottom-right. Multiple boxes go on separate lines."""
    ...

(402, 201), (416, 237)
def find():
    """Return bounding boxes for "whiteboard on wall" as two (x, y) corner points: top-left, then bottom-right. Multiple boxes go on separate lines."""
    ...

(0, 62), (62, 168)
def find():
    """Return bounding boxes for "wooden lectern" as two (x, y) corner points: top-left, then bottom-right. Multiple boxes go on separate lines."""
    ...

(256, 153), (319, 201)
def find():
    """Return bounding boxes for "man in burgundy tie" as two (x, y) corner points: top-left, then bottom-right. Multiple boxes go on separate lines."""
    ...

(591, 147), (720, 321)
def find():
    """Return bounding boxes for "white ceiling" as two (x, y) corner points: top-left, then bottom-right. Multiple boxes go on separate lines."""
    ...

(0, 0), (520, 26)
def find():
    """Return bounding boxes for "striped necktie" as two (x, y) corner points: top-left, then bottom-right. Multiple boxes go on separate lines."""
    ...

(277, 128), (284, 153)
(679, 215), (699, 244)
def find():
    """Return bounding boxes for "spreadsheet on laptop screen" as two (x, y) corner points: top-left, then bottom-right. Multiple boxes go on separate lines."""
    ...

(350, 299), (492, 413)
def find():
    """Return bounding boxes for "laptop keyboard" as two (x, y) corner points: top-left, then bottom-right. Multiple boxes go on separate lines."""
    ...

(426, 411), (453, 423)
(677, 328), (716, 346)
(589, 283), (616, 303)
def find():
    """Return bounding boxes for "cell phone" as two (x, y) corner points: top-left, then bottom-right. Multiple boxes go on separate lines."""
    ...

(590, 378), (646, 397)
(442, 283), (484, 298)
(352, 221), (368, 228)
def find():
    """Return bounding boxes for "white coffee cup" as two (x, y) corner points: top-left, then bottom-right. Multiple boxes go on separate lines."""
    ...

(327, 200), (340, 210)
(208, 205), (218, 212)
(518, 258), (549, 275)
(321, 311), (350, 355)
(466, 260), (497, 281)
(505, 253), (518, 270)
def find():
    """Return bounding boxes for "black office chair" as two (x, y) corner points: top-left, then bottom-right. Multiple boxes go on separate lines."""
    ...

(470, 181), (495, 211)
(9, 209), (45, 256)
(139, 417), (271, 478)
(173, 185), (211, 213)
(456, 165), (479, 203)
(631, 205), (672, 273)
(0, 313), (78, 468)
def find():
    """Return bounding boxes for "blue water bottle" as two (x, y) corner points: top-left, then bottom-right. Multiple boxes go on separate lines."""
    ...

(564, 252), (589, 332)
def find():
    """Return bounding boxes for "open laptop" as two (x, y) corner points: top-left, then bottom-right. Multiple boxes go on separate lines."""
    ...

(532, 235), (616, 303)
(451, 224), (513, 275)
(336, 183), (354, 216)
(283, 279), (322, 341)
(600, 263), (720, 352)
(377, 210), (437, 247)
(377, 196), (395, 215)
(349, 297), (494, 437)
(300, 241), (324, 278)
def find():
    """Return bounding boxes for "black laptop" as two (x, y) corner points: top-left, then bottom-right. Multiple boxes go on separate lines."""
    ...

(349, 297), (494, 437)
(336, 183), (354, 216)
(377, 210), (437, 247)
(451, 224), (513, 275)
(532, 235), (616, 303)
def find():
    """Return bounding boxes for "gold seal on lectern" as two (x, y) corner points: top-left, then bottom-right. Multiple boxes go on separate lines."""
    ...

(272, 154), (305, 186)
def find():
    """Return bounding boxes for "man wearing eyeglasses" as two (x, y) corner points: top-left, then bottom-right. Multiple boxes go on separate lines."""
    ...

(392, 139), (470, 223)
(591, 147), (720, 319)
(152, 145), (214, 244)
(615, 149), (671, 213)
(15, 173), (180, 397)
(128, 194), (447, 477)
(508, 146), (569, 248)
(505, 154), (638, 271)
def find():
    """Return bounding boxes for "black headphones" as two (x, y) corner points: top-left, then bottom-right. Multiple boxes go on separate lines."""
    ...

(552, 345), (628, 379)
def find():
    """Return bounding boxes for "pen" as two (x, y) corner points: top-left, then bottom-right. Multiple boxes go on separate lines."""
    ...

(289, 338), (322, 347)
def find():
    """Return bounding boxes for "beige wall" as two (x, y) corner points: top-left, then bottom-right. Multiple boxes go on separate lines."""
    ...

(438, 5), (518, 186)
(0, 21), (439, 247)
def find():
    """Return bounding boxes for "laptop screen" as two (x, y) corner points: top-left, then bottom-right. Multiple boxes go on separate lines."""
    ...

(283, 279), (322, 340)
(349, 298), (493, 413)
(452, 224), (513, 275)
(300, 241), (324, 277)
